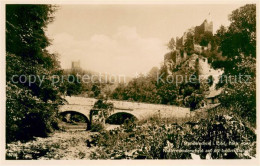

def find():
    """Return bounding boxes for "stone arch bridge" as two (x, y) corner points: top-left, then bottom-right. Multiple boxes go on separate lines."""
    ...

(59, 96), (191, 126)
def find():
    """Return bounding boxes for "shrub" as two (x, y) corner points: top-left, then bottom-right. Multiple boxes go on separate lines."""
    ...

(91, 107), (256, 159)
(90, 122), (105, 132)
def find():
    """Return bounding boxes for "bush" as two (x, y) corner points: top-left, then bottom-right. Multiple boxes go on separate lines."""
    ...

(90, 122), (105, 132)
(6, 81), (60, 142)
(91, 107), (256, 159)
(218, 56), (256, 127)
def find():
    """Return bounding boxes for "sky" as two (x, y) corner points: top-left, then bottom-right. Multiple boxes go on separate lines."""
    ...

(47, 4), (244, 77)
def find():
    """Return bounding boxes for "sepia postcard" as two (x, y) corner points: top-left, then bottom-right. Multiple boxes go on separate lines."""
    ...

(0, 0), (259, 165)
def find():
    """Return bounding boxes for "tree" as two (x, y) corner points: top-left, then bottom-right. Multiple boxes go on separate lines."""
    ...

(214, 25), (227, 47)
(199, 31), (213, 47)
(92, 84), (101, 97)
(147, 67), (160, 82)
(90, 99), (114, 131)
(6, 5), (55, 61)
(111, 83), (127, 100)
(184, 32), (194, 55)
(157, 82), (178, 105)
(212, 4), (256, 127)
(65, 74), (83, 96)
(6, 5), (64, 142)
(228, 4), (256, 58)
(213, 4), (256, 73)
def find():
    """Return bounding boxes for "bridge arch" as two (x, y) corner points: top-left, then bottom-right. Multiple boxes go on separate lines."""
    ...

(59, 110), (91, 129)
(106, 112), (138, 124)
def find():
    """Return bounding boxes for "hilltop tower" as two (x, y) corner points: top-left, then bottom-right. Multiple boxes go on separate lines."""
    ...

(203, 20), (213, 33)
(207, 12), (212, 23)
(204, 12), (213, 33)
(195, 19), (213, 34)
(71, 60), (81, 70)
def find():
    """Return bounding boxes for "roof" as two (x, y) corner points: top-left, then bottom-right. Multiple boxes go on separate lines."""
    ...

(206, 88), (223, 98)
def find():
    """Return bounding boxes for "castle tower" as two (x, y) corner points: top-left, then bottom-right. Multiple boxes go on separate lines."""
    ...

(207, 12), (212, 23)
(204, 12), (213, 33)
(71, 60), (81, 70)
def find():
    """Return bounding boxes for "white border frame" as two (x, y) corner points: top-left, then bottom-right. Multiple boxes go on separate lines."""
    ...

(0, 0), (259, 166)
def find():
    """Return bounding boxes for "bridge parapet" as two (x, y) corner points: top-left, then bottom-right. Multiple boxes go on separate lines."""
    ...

(60, 96), (191, 121)
(64, 96), (96, 106)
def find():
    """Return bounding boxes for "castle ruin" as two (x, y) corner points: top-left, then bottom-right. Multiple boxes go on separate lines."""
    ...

(71, 60), (81, 70)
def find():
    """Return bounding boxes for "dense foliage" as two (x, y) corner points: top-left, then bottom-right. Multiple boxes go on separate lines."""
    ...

(6, 5), (64, 142)
(212, 4), (256, 127)
(91, 107), (256, 159)
(111, 56), (209, 110)
(184, 32), (195, 55)
(90, 99), (114, 132)
(111, 73), (161, 104)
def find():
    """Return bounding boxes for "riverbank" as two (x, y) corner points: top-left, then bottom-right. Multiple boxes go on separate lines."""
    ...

(6, 131), (97, 160)
(6, 107), (256, 160)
